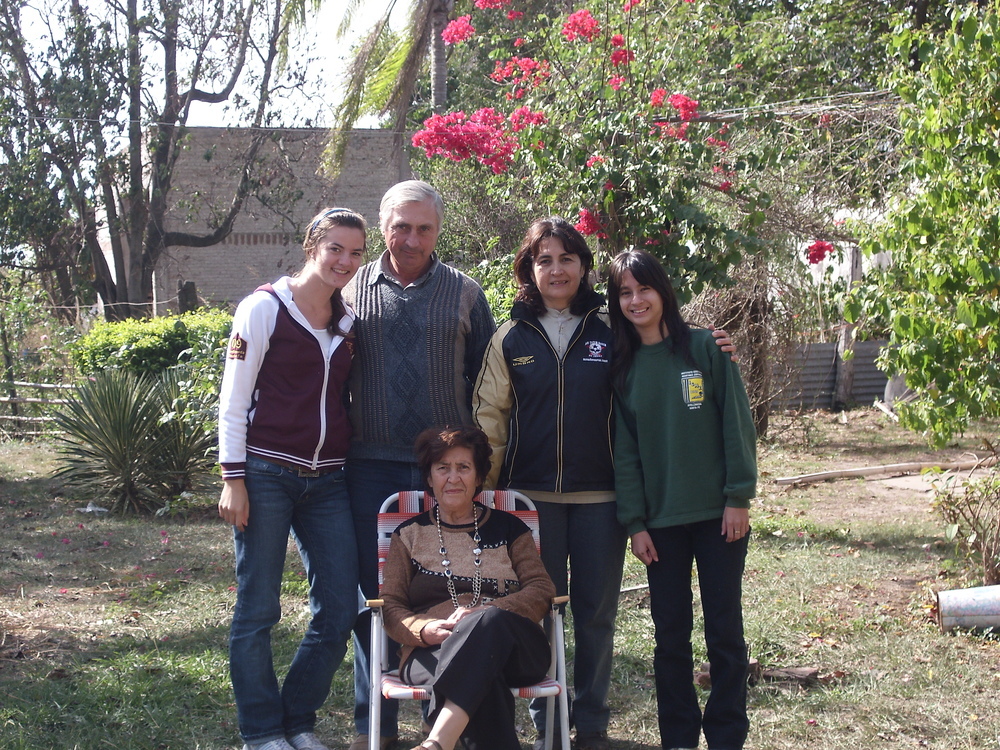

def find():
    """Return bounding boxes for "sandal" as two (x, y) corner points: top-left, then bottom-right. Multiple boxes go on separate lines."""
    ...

(410, 741), (443, 750)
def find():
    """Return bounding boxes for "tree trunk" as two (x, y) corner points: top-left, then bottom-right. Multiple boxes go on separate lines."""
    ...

(833, 245), (863, 411)
(429, 0), (454, 112)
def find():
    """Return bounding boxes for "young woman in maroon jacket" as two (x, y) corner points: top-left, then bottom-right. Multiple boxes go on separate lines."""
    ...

(218, 208), (366, 750)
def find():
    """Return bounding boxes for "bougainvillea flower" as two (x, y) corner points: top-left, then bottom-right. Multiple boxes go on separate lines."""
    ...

(705, 136), (729, 152)
(491, 56), (551, 90)
(611, 33), (626, 48)
(650, 88), (667, 107)
(623, 0), (642, 11)
(475, 0), (512, 8)
(412, 106), (546, 174)
(575, 208), (607, 237)
(668, 93), (699, 120)
(807, 240), (835, 264)
(562, 9), (601, 41)
(442, 16), (475, 45)
(508, 10), (524, 20)
(585, 155), (605, 168)
(611, 49), (635, 67)
(608, 75), (625, 90)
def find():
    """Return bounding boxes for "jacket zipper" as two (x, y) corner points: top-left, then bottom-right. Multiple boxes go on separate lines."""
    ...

(521, 308), (596, 493)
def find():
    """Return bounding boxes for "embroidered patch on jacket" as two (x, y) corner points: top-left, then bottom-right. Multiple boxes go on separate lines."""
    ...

(583, 339), (609, 362)
(512, 355), (534, 367)
(228, 334), (247, 361)
(681, 370), (704, 410)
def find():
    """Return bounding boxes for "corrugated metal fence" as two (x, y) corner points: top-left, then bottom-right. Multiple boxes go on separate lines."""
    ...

(772, 340), (889, 411)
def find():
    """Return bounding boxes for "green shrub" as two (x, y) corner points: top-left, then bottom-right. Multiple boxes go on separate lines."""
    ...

(71, 309), (232, 377)
(932, 457), (1000, 586)
(53, 369), (217, 514)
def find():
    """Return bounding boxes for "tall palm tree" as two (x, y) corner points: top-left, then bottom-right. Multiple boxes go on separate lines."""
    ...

(322, 0), (454, 175)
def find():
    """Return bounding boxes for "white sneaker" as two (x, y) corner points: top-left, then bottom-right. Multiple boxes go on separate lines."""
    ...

(288, 733), (331, 750)
(243, 739), (295, 750)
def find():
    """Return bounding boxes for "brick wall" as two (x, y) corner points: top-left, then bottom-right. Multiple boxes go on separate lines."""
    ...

(152, 127), (408, 313)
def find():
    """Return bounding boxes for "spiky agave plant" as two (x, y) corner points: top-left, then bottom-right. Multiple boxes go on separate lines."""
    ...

(153, 367), (218, 498)
(53, 370), (168, 514)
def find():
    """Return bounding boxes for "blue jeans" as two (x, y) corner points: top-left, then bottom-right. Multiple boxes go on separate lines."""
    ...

(230, 456), (359, 744)
(347, 458), (425, 736)
(646, 520), (749, 750)
(529, 500), (627, 736)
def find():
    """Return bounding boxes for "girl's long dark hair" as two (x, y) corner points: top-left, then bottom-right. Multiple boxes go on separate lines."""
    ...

(302, 207), (367, 337)
(608, 249), (692, 391)
(513, 216), (594, 316)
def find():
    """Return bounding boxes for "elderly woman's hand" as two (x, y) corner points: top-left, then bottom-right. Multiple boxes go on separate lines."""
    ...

(419, 607), (491, 645)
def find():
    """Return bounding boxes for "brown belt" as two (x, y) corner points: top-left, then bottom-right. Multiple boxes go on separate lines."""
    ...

(256, 456), (344, 478)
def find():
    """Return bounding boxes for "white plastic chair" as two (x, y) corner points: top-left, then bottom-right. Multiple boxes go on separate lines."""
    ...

(366, 489), (571, 750)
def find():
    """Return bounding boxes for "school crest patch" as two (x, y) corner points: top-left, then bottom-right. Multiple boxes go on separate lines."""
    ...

(228, 333), (247, 361)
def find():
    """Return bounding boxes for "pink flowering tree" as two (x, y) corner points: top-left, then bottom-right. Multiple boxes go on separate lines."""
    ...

(411, 0), (774, 297)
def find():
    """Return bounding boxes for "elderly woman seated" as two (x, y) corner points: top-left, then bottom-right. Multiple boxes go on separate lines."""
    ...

(381, 425), (556, 750)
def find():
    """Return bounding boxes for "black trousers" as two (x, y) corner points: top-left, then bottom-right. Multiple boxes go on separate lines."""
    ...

(401, 607), (550, 750)
(647, 520), (750, 750)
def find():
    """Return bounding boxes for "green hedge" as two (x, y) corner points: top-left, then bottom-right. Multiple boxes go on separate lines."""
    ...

(71, 309), (232, 377)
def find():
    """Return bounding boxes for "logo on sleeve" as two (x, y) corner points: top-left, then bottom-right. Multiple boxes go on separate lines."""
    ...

(512, 355), (534, 367)
(681, 370), (704, 409)
(228, 333), (247, 361)
(583, 340), (609, 362)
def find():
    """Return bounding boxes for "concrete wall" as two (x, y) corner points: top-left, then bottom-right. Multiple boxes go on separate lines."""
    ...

(152, 128), (408, 313)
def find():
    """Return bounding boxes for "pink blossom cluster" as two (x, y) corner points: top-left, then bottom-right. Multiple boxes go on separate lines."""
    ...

(668, 93), (699, 120)
(562, 9), (601, 42)
(609, 75), (626, 90)
(623, 0), (642, 11)
(654, 121), (689, 140)
(807, 240), (835, 264)
(412, 107), (547, 174)
(611, 34), (626, 47)
(585, 155), (605, 168)
(575, 208), (608, 238)
(508, 10), (524, 19)
(718, 181), (733, 192)
(475, 0), (511, 7)
(491, 56), (552, 99)
(704, 136), (729, 152)
(650, 88), (667, 107)
(611, 48), (635, 67)
(509, 105), (549, 132)
(442, 15), (475, 45)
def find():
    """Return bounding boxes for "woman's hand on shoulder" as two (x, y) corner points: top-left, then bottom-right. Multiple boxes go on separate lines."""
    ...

(219, 479), (250, 532)
(709, 326), (738, 362)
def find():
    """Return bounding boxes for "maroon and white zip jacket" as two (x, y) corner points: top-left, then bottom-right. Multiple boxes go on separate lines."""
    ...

(218, 277), (355, 479)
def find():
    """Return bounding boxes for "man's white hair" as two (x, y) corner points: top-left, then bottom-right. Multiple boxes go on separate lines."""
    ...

(379, 180), (444, 234)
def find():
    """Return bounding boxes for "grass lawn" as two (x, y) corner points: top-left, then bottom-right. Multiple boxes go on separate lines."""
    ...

(1, 408), (998, 749)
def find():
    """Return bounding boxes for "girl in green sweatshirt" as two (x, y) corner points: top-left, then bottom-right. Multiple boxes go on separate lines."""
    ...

(608, 249), (757, 750)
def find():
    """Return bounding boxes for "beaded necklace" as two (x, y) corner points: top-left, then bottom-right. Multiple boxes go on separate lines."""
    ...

(434, 503), (483, 609)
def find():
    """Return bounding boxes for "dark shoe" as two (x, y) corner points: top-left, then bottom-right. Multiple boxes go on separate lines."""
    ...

(573, 730), (610, 750)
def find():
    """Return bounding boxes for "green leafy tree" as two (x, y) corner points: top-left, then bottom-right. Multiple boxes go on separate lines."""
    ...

(848, 2), (1000, 446)
(0, 0), (305, 320)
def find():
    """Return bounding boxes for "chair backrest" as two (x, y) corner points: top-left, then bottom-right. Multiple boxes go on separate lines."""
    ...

(375, 490), (539, 590)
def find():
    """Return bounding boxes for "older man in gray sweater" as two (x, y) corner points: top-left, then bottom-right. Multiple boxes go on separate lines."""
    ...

(343, 180), (495, 750)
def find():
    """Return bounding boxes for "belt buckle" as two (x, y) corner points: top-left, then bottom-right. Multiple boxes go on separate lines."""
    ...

(296, 468), (322, 478)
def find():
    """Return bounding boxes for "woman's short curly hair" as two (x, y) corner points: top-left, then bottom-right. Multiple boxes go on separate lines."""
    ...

(414, 425), (493, 493)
